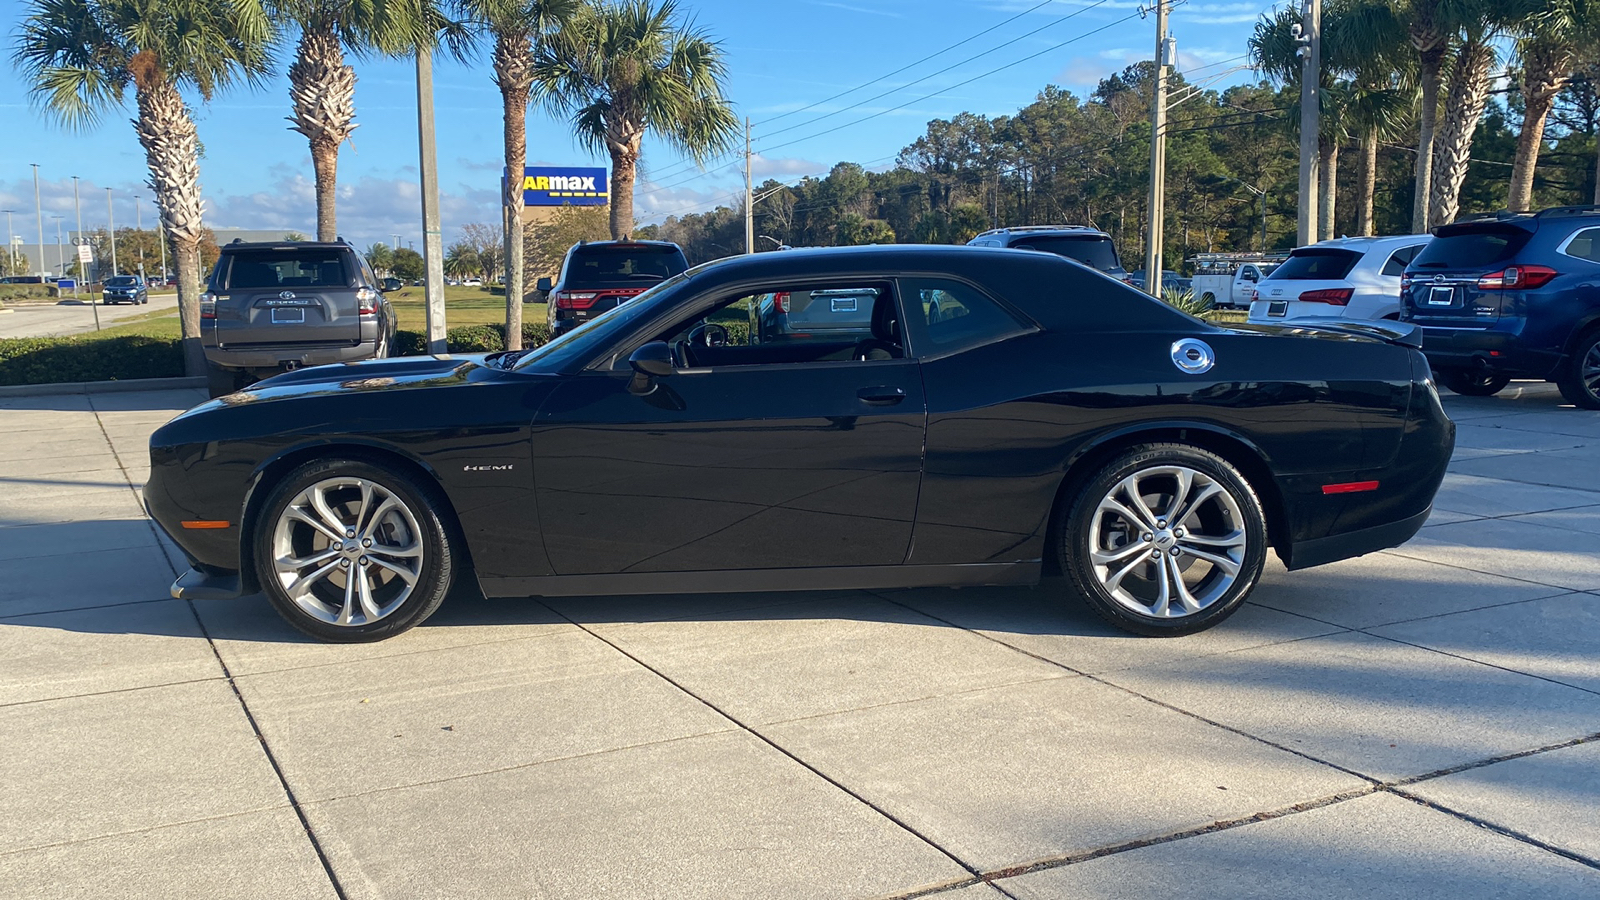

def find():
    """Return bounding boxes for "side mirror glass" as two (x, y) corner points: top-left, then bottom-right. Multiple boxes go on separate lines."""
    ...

(629, 341), (675, 378)
(536, 277), (553, 293)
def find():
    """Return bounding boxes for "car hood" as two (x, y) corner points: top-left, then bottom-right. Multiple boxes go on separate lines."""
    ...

(173, 354), (502, 421)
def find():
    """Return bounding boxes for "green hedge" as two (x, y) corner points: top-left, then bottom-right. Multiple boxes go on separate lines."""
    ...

(394, 321), (554, 356)
(0, 334), (184, 386)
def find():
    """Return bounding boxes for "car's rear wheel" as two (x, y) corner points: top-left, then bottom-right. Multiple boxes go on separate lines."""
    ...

(254, 458), (453, 642)
(1556, 330), (1600, 410)
(1059, 444), (1267, 636)
(1437, 367), (1511, 397)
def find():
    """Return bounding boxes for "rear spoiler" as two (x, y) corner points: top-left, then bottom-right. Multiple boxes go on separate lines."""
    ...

(1277, 317), (1424, 349)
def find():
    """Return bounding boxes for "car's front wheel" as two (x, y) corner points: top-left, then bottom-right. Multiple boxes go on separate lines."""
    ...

(1059, 444), (1268, 636)
(1556, 330), (1600, 410)
(1437, 367), (1511, 396)
(254, 459), (454, 642)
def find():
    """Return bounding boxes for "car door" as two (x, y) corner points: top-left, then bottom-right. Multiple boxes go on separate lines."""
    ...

(530, 281), (928, 575)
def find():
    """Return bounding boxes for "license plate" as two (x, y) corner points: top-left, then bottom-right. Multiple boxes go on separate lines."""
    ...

(1427, 286), (1455, 306)
(271, 307), (305, 324)
(831, 297), (857, 312)
(1267, 301), (1287, 317)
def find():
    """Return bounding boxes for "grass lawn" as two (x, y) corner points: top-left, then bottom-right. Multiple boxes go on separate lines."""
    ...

(67, 285), (548, 339)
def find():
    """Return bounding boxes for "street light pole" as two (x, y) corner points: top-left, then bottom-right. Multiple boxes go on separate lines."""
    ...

(2, 210), (13, 275)
(1144, 0), (1171, 297)
(416, 48), (447, 354)
(134, 195), (145, 277)
(52, 216), (63, 280)
(106, 188), (118, 276)
(32, 164), (44, 279)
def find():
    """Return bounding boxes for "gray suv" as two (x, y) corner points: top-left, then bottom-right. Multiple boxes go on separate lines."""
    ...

(967, 225), (1130, 281)
(201, 240), (398, 397)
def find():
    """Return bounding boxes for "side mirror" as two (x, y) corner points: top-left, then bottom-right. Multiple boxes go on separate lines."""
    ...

(629, 341), (675, 378)
(536, 277), (553, 293)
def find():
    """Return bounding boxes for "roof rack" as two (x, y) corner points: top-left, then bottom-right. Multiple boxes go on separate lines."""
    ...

(974, 224), (1100, 236)
(1534, 205), (1600, 218)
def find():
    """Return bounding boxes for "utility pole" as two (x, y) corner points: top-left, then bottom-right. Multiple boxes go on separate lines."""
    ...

(32, 164), (44, 279)
(134, 195), (144, 277)
(2, 210), (13, 274)
(52, 216), (64, 281)
(1143, 0), (1171, 297)
(1295, 0), (1321, 246)
(744, 117), (754, 254)
(416, 48), (447, 353)
(106, 188), (118, 277)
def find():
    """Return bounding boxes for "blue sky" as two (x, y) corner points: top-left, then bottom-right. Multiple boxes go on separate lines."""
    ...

(2, 0), (1283, 253)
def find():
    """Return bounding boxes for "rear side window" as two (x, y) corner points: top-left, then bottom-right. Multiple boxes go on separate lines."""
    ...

(1268, 249), (1362, 280)
(1412, 230), (1531, 269)
(1010, 236), (1120, 271)
(225, 250), (352, 290)
(1380, 243), (1427, 276)
(1560, 227), (1600, 263)
(563, 246), (687, 286)
(902, 277), (1030, 355)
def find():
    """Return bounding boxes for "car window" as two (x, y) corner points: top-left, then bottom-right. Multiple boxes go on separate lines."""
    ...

(1267, 249), (1363, 280)
(224, 250), (352, 290)
(900, 277), (1030, 356)
(637, 282), (897, 369)
(1412, 228), (1531, 269)
(1561, 227), (1600, 263)
(1010, 236), (1119, 271)
(564, 245), (687, 287)
(1380, 244), (1426, 276)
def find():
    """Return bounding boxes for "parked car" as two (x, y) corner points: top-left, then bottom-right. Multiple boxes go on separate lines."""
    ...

(199, 239), (399, 398)
(1190, 254), (1285, 309)
(1248, 234), (1431, 326)
(538, 240), (689, 337)
(967, 225), (1130, 281)
(1401, 206), (1600, 407)
(463, 277), (482, 286)
(149, 244), (1451, 643)
(101, 275), (148, 305)
(749, 286), (877, 344)
(0, 275), (45, 284)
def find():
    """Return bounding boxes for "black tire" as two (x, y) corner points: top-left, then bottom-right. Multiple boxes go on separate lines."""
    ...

(1436, 367), (1512, 397)
(1556, 329), (1600, 410)
(1057, 443), (1268, 637)
(205, 363), (242, 399)
(253, 458), (454, 642)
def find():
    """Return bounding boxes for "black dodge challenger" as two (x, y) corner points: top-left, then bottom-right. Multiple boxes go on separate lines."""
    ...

(147, 245), (1454, 642)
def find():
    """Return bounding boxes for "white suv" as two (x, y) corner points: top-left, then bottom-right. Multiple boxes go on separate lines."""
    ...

(1248, 234), (1431, 323)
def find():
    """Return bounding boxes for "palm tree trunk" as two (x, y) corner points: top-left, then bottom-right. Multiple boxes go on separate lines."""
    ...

(1509, 43), (1572, 213)
(1429, 38), (1496, 228)
(1411, 37), (1447, 233)
(133, 75), (207, 376)
(1358, 127), (1377, 236)
(608, 136), (641, 240)
(288, 23), (356, 243)
(1318, 138), (1339, 241)
(495, 33), (533, 351)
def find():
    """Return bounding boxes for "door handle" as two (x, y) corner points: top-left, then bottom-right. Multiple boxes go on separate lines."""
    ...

(857, 386), (906, 405)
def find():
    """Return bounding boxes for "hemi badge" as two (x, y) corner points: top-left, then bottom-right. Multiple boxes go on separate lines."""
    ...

(1322, 481), (1380, 495)
(181, 520), (232, 529)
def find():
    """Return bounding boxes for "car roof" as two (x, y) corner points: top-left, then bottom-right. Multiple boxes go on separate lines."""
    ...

(568, 240), (683, 252)
(1293, 234), (1431, 252)
(219, 241), (355, 252)
(973, 225), (1111, 240)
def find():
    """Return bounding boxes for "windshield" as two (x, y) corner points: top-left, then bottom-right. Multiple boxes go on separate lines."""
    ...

(562, 245), (687, 286)
(514, 266), (702, 372)
(1011, 236), (1119, 271)
(1266, 249), (1362, 280)
(106, 276), (139, 286)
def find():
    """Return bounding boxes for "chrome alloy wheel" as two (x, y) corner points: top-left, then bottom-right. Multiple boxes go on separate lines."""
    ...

(270, 477), (424, 627)
(1582, 342), (1600, 399)
(1087, 464), (1247, 619)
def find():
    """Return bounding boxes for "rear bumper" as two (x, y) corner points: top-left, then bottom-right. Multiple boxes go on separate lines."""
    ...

(1415, 321), (1562, 379)
(1285, 505), (1432, 570)
(203, 341), (378, 371)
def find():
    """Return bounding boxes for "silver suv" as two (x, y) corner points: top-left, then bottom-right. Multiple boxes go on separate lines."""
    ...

(201, 240), (398, 397)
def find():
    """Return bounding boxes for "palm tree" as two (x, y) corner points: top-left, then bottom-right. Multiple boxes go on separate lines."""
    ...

(1508, 0), (1593, 211)
(15, 0), (272, 375)
(454, 0), (575, 351)
(532, 0), (739, 240)
(276, 1), (455, 242)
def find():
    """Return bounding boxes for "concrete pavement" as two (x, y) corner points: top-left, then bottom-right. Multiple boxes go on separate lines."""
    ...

(0, 293), (178, 339)
(0, 381), (1597, 898)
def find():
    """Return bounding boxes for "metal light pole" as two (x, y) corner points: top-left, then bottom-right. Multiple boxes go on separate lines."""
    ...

(134, 195), (145, 277)
(744, 117), (754, 254)
(416, 48), (447, 353)
(2, 210), (13, 274)
(32, 164), (44, 278)
(1143, 0), (1171, 297)
(106, 188), (118, 276)
(52, 215), (64, 279)
(1294, 0), (1321, 246)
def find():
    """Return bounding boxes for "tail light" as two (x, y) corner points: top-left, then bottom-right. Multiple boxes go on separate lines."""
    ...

(554, 291), (598, 310)
(1477, 265), (1558, 290)
(1251, 289), (1260, 302)
(200, 291), (217, 319)
(356, 286), (380, 315)
(774, 291), (791, 313)
(1400, 274), (1412, 292)
(1298, 288), (1352, 305)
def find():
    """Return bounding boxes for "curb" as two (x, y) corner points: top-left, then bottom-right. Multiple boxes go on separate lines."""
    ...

(0, 376), (206, 398)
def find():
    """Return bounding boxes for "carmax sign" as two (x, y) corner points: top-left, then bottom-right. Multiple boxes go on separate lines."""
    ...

(506, 166), (609, 207)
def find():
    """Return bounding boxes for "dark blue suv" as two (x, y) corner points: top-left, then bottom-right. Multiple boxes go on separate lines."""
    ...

(1402, 206), (1600, 408)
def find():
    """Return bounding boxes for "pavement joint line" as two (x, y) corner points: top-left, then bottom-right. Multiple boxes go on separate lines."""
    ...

(0, 803), (294, 861)
(1355, 625), (1600, 698)
(1386, 730), (1600, 789)
(1247, 587), (1583, 633)
(0, 595), (172, 620)
(1381, 545), (1599, 595)
(1384, 786), (1600, 872)
(0, 539), (163, 564)
(863, 590), (1383, 785)
(755, 671), (1078, 729)
(540, 598), (997, 890)
(0, 673), (227, 711)
(220, 624), (581, 682)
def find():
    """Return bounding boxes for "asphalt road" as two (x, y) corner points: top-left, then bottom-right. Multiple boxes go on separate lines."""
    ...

(0, 293), (178, 339)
